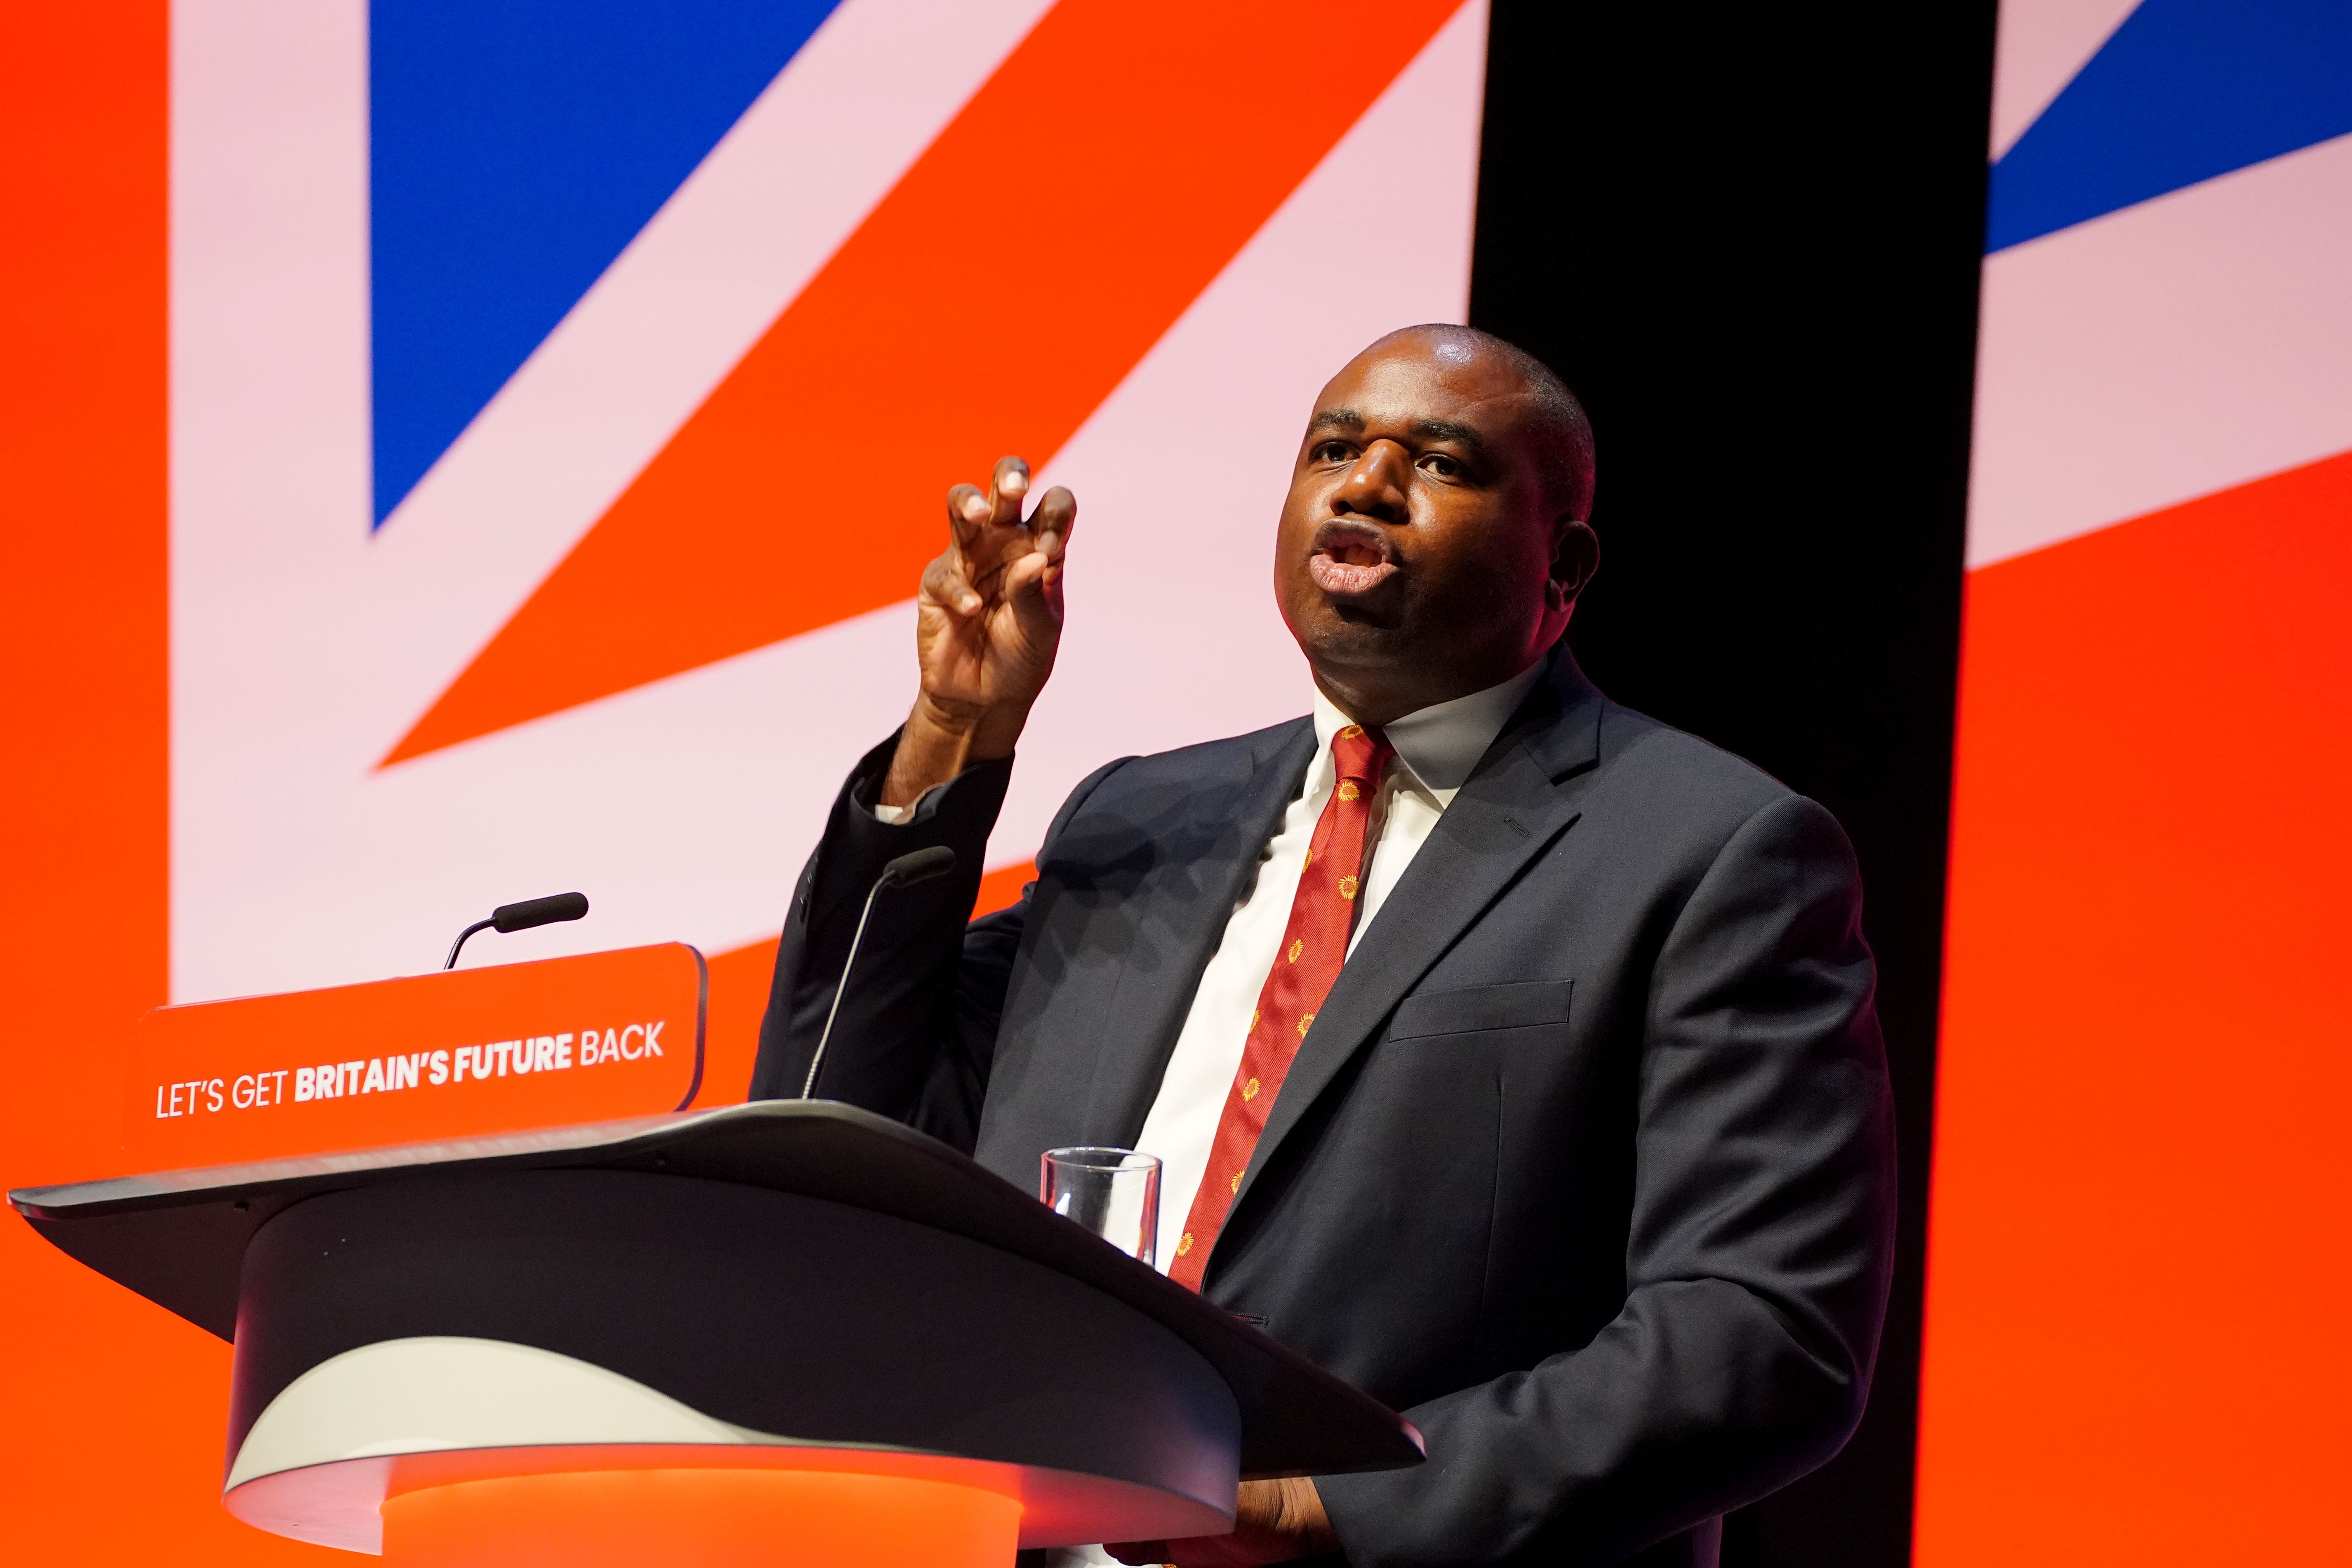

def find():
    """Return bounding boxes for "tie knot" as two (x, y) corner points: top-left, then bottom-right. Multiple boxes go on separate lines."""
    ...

(1331, 723), (1392, 785)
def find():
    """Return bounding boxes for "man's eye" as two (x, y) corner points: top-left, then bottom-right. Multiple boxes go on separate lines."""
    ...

(1314, 441), (1354, 464)
(1421, 454), (1462, 479)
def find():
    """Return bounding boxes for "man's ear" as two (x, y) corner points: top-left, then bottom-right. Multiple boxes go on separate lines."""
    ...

(1549, 515), (1600, 610)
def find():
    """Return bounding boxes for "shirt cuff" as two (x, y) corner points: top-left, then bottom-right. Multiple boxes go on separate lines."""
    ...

(865, 779), (950, 824)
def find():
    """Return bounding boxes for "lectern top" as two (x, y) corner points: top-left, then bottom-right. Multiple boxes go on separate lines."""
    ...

(12, 1099), (1423, 1479)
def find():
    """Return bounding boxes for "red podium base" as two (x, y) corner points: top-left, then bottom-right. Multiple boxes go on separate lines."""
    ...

(382, 1469), (1020, 1568)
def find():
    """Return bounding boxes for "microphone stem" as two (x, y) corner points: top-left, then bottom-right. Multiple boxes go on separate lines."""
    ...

(443, 918), (496, 971)
(802, 873), (890, 1099)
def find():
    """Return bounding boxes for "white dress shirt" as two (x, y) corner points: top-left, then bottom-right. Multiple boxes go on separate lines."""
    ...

(1133, 660), (1545, 1272)
(881, 660), (1544, 1277)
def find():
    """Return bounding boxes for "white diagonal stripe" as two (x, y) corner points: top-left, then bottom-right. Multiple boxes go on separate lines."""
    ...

(1967, 130), (2352, 568)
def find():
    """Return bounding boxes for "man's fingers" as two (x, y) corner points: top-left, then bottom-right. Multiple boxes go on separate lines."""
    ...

(944, 482), (989, 553)
(919, 551), (982, 617)
(951, 461), (1068, 598)
(1029, 484), (1076, 558)
(932, 484), (986, 611)
(1002, 549), (1061, 632)
(987, 455), (1030, 528)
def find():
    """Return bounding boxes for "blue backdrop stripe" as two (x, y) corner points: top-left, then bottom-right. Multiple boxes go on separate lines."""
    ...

(368, 0), (845, 526)
(1987, 0), (2352, 254)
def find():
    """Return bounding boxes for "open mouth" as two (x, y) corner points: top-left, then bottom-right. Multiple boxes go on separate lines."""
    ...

(1307, 520), (1400, 596)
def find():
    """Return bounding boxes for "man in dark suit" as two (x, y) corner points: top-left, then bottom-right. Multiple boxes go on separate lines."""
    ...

(751, 325), (1896, 1568)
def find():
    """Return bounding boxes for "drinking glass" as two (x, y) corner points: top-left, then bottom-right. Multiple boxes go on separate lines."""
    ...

(1040, 1147), (1161, 1266)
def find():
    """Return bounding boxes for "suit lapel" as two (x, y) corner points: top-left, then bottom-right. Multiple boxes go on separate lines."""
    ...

(1236, 652), (1608, 1203)
(1084, 719), (1319, 1146)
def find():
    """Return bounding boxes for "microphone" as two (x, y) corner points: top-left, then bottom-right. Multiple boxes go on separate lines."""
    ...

(801, 846), (957, 1099)
(443, 891), (591, 970)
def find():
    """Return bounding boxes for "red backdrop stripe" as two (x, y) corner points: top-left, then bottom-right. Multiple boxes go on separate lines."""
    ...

(0, 7), (306, 1565)
(1916, 446), (2352, 1563)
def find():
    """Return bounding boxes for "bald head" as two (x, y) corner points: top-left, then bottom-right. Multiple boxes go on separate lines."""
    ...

(1362, 325), (1596, 520)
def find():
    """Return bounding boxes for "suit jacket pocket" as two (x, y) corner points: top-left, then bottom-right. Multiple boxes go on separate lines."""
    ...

(1387, 978), (1573, 1041)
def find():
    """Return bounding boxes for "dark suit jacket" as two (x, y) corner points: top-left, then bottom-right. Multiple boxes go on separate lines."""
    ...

(750, 648), (1897, 1568)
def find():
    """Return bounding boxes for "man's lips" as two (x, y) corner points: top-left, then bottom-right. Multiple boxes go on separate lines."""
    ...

(1307, 520), (1400, 596)
(1310, 555), (1398, 594)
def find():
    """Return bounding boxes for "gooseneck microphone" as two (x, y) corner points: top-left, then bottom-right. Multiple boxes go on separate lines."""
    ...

(443, 891), (591, 970)
(801, 846), (957, 1099)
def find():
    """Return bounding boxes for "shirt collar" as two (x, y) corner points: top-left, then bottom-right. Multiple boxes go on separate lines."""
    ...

(1310, 656), (1549, 804)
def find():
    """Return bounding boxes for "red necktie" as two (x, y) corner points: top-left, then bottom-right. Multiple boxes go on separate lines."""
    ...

(1167, 722), (1394, 1291)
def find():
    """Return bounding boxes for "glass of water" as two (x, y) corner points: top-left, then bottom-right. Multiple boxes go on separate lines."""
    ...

(1040, 1147), (1161, 1267)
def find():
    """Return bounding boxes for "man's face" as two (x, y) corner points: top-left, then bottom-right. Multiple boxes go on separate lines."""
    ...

(1274, 333), (1589, 720)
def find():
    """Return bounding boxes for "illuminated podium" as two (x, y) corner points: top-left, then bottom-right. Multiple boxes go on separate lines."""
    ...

(12, 1099), (1424, 1566)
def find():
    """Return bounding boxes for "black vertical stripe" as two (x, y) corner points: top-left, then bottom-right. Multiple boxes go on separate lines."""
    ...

(1466, 4), (1998, 1562)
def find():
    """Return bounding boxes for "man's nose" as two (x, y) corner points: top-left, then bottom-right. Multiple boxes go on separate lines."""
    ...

(1333, 440), (1410, 522)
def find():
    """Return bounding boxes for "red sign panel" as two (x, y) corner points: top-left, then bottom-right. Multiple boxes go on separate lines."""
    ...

(122, 944), (706, 1168)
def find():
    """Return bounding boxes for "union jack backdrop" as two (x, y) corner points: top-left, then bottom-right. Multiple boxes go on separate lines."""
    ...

(171, 0), (1490, 1097)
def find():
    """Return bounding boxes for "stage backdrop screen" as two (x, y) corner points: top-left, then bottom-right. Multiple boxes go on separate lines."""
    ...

(1918, 2), (2352, 1561)
(0, 4), (1488, 1564)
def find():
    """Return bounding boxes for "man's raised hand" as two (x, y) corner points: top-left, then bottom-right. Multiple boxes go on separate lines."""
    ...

(878, 457), (1075, 810)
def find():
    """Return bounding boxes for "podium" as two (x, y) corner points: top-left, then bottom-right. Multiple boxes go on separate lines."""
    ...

(12, 1099), (1423, 1565)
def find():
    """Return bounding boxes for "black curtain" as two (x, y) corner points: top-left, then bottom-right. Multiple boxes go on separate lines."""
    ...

(1468, 3), (1997, 1562)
